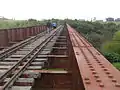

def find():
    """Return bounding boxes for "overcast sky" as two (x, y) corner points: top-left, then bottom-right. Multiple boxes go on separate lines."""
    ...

(0, 0), (120, 20)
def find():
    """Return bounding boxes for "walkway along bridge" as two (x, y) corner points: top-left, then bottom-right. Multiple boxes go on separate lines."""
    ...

(0, 24), (119, 90)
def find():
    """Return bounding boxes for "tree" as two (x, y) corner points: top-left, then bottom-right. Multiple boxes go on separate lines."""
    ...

(102, 31), (120, 54)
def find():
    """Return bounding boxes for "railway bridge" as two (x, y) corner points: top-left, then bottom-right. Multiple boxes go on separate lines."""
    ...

(0, 24), (120, 90)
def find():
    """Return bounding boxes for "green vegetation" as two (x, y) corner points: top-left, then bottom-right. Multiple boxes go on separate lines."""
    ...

(0, 18), (63, 29)
(103, 52), (120, 63)
(66, 19), (120, 69)
(0, 19), (46, 29)
(113, 63), (120, 70)
(1, 18), (120, 70)
(66, 20), (120, 49)
(102, 31), (120, 54)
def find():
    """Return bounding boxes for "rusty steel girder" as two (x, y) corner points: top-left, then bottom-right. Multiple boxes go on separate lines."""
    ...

(67, 24), (120, 90)
(0, 25), (47, 48)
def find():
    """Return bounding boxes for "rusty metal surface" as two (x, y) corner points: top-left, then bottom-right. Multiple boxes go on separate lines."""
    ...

(32, 74), (72, 90)
(0, 26), (63, 90)
(0, 31), (44, 59)
(67, 24), (120, 90)
(2, 23), (120, 90)
(0, 30), (8, 47)
(0, 25), (47, 48)
(31, 25), (75, 90)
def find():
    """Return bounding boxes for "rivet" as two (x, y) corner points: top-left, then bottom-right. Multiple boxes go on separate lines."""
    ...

(97, 61), (101, 63)
(84, 57), (87, 60)
(96, 79), (101, 82)
(90, 68), (95, 71)
(101, 66), (105, 68)
(86, 59), (89, 61)
(85, 81), (91, 84)
(86, 61), (90, 63)
(115, 83), (120, 87)
(105, 71), (110, 74)
(96, 59), (99, 61)
(89, 66), (93, 68)
(108, 75), (113, 78)
(88, 63), (92, 65)
(112, 79), (117, 82)
(99, 63), (103, 65)
(86, 60), (90, 62)
(103, 68), (108, 71)
(76, 52), (79, 55)
(94, 57), (97, 59)
(92, 71), (97, 74)
(84, 78), (89, 80)
(99, 83), (104, 87)
(94, 75), (99, 78)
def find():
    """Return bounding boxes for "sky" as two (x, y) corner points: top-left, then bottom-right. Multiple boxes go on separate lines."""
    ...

(0, 0), (120, 20)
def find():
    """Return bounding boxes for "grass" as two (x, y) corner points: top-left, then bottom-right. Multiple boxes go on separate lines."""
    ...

(0, 19), (44, 29)
(112, 62), (120, 70)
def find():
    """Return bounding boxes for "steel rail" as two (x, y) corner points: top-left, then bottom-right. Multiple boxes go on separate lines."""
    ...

(0, 26), (63, 90)
(0, 26), (61, 82)
(0, 32), (47, 82)
(0, 31), (46, 59)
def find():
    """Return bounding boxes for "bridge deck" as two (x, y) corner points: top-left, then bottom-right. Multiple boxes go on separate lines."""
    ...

(67, 24), (120, 90)
(0, 24), (119, 90)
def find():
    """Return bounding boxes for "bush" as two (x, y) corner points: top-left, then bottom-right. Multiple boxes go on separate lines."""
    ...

(67, 19), (120, 50)
(0, 19), (45, 29)
(102, 31), (120, 55)
(103, 52), (120, 63)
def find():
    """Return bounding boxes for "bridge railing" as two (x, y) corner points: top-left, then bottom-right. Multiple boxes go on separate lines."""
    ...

(0, 25), (47, 48)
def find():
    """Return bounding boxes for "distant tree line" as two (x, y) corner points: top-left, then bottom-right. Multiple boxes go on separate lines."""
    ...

(0, 18), (120, 69)
(0, 18), (46, 29)
(106, 17), (120, 22)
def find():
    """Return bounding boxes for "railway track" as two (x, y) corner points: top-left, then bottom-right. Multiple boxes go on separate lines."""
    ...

(0, 25), (64, 90)
(0, 23), (120, 90)
(0, 30), (46, 59)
